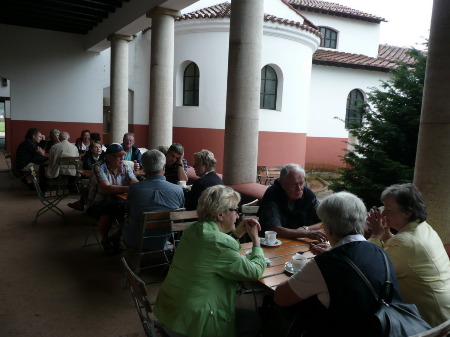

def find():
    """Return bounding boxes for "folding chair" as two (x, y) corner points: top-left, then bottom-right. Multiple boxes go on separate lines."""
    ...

(30, 167), (67, 226)
(125, 209), (182, 280)
(57, 156), (83, 194)
(121, 257), (169, 337)
(2, 151), (29, 182)
(170, 210), (198, 247)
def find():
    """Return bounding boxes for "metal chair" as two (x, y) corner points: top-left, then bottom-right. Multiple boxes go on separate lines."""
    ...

(2, 150), (29, 182)
(30, 167), (67, 226)
(410, 318), (450, 337)
(121, 257), (169, 337)
(56, 156), (83, 194)
(125, 209), (182, 280)
(170, 210), (198, 248)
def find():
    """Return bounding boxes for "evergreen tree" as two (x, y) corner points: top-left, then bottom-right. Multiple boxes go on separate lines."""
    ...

(330, 49), (427, 207)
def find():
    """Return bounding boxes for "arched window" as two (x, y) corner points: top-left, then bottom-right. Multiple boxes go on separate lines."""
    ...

(260, 65), (277, 110)
(319, 27), (338, 49)
(346, 89), (365, 129)
(183, 62), (199, 106)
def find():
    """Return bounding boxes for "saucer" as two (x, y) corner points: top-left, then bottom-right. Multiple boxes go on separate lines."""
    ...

(284, 262), (299, 274)
(260, 238), (282, 247)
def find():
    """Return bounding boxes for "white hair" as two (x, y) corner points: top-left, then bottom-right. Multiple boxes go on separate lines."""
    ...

(141, 149), (166, 174)
(280, 164), (305, 181)
(317, 192), (366, 237)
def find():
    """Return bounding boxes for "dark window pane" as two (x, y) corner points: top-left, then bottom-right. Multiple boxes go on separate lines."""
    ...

(183, 62), (199, 106)
(260, 65), (278, 110)
(345, 89), (364, 129)
(264, 95), (276, 110)
(319, 27), (338, 49)
(265, 80), (277, 94)
(184, 91), (193, 106)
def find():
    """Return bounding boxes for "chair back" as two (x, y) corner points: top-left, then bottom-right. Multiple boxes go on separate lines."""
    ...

(121, 257), (160, 337)
(241, 199), (259, 220)
(170, 210), (198, 232)
(410, 318), (450, 337)
(58, 156), (82, 176)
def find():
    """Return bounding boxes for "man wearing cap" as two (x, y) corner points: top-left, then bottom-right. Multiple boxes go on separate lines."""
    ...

(87, 143), (139, 255)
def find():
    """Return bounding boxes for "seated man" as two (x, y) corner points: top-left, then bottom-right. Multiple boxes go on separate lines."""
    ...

(123, 149), (184, 251)
(45, 131), (79, 178)
(258, 164), (327, 241)
(86, 144), (139, 255)
(122, 132), (142, 170)
(164, 143), (188, 184)
(185, 149), (223, 211)
(16, 128), (47, 172)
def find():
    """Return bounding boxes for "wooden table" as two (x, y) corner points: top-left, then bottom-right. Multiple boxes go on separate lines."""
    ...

(240, 238), (316, 291)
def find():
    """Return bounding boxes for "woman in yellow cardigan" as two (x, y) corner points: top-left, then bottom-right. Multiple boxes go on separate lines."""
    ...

(368, 183), (450, 327)
(154, 185), (266, 337)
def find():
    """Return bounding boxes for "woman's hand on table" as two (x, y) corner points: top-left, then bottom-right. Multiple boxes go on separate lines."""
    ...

(303, 229), (327, 242)
(235, 218), (261, 246)
(311, 243), (331, 255)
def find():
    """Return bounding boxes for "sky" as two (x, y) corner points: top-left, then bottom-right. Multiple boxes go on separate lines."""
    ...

(335, 0), (434, 49)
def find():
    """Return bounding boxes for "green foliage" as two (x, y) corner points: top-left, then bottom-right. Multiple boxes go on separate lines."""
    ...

(330, 49), (427, 207)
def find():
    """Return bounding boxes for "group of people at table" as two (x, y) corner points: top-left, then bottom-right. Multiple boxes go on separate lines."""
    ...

(15, 128), (450, 337)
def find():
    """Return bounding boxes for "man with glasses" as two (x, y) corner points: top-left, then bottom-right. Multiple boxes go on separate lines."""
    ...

(258, 163), (326, 242)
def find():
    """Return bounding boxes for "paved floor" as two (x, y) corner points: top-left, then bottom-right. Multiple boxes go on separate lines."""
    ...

(0, 169), (264, 337)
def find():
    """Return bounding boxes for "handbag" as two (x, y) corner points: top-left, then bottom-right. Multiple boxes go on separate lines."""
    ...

(332, 249), (431, 337)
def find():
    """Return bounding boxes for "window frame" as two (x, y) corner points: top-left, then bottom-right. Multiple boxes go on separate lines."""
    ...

(183, 62), (200, 106)
(260, 65), (278, 110)
(345, 89), (365, 129)
(319, 27), (338, 49)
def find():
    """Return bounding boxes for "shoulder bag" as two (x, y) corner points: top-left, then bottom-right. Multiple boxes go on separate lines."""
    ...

(332, 249), (431, 337)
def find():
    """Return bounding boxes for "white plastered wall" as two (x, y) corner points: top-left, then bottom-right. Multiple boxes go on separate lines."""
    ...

(0, 24), (103, 123)
(307, 65), (391, 138)
(303, 13), (381, 57)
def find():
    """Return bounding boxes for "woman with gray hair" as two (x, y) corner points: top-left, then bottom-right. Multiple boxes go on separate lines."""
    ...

(45, 128), (60, 152)
(367, 183), (450, 327)
(274, 192), (403, 336)
(155, 185), (266, 337)
(185, 149), (224, 210)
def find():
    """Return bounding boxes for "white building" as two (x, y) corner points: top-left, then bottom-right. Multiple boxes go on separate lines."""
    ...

(1, 0), (414, 173)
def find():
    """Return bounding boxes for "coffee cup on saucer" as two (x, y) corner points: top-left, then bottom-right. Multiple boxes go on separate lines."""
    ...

(292, 254), (307, 271)
(264, 231), (277, 245)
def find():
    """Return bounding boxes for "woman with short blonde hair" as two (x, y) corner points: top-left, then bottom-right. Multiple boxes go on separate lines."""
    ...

(155, 185), (266, 337)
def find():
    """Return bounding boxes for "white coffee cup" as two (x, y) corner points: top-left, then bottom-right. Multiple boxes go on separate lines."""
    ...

(291, 254), (307, 271)
(177, 180), (187, 188)
(265, 231), (277, 245)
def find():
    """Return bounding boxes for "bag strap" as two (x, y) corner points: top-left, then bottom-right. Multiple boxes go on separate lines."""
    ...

(332, 249), (393, 303)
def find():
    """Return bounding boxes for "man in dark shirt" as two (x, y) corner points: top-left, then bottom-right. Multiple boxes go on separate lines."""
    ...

(164, 143), (188, 184)
(258, 164), (327, 241)
(185, 149), (223, 210)
(16, 128), (47, 171)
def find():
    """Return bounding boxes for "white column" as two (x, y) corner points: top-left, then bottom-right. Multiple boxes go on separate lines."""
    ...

(223, 0), (264, 185)
(414, 0), (450, 243)
(147, 7), (180, 149)
(108, 34), (133, 144)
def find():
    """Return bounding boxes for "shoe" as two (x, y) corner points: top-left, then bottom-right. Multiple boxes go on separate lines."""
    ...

(101, 240), (115, 255)
(68, 201), (84, 211)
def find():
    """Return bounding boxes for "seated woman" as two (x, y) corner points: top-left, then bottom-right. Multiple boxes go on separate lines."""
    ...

(82, 141), (105, 170)
(15, 128), (47, 172)
(367, 183), (450, 327)
(45, 128), (60, 152)
(185, 149), (224, 210)
(274, 192), (404, 337)
(154, 185), (266, 337)
(75, 129), (90, 153)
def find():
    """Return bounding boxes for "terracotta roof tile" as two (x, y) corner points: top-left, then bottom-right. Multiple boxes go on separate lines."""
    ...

(312, 45), (416, 72)
(178, 1), (322, 39)
(288, 0), (386, 23)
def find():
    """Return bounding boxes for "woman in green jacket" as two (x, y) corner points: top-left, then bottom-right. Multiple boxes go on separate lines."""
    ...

(154, 185), (266, 337)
